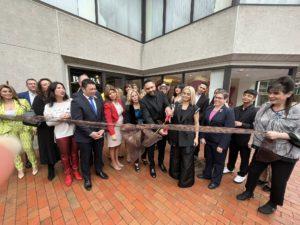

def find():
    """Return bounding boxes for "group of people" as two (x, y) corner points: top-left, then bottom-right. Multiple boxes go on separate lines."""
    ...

(0, 74), (299, 215)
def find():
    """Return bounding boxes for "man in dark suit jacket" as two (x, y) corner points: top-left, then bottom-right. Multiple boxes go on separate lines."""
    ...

(71, 79), (108, 191)
(18, 78), (37, 169)
(18, 78), (37, 106)
(195, 82), (209, 157)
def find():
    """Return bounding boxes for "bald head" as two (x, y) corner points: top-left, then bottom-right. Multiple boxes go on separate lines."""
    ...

(78, 74), (89, 87)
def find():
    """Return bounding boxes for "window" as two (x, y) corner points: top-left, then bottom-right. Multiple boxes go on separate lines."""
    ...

(165, 0), (191, 33)
(163, 74), (183, 98)
(41, 0), (95, 22)
(78, 0), (95, 22)
(97, 0), (142, 41)
(185, 71), (210, 89)
(146, 0), (164, 41)
(193, 0), (215, 20)
(240, 0), (300, 4)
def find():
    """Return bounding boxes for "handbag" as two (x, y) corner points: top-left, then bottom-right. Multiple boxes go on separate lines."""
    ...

(22, 110), (41, 127)
(255, 138), (281, 163)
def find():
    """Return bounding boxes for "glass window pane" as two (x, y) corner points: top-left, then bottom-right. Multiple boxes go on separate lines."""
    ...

(193, 0), (215, 20)
(166, 0), (191, 33)
(41, 0), (78, 14)
(163, 74), (183, 98)
(240, 0), (300, 4)
(97, 0), (142, 41)
(78, 0), (95, 22)
(185, 71), (210, 90)
(146, 0), (164, 41)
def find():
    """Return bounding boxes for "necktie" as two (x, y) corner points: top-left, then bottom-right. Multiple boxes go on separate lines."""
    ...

(88, 97), (97, 115)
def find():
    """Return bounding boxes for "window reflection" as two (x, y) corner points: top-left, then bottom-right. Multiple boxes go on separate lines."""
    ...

(97, 0), (142, 41)
(166, 0), (191, 33)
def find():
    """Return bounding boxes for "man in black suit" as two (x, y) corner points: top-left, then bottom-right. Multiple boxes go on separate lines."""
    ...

(194, 82), (209, 158)
(140, 80), (173, 178)
(71, 79), (108, 191)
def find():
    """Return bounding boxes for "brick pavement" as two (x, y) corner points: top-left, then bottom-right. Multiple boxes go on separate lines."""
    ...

(0, 148), (299, 225)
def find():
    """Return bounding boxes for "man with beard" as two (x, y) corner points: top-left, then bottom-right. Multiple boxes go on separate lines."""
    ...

(223, 89), (258, 183)
(140, 80), (173, 178)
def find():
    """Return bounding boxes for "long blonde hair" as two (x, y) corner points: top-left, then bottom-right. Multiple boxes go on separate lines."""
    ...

(182, 86), (196, 105)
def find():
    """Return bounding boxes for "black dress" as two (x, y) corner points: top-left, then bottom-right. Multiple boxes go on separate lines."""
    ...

(168, 103), (198, 188)
(32, 95), (60, 165)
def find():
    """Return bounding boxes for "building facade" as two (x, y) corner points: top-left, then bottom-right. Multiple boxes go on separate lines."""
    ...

(1, 0), (299, 106)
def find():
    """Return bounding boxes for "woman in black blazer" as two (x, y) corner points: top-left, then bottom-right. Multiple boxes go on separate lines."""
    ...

(168, 86), (200, 188)
(199, 89), (235, 189)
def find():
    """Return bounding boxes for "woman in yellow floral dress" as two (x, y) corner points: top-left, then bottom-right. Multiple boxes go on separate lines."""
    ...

(0, 84), (38, 179)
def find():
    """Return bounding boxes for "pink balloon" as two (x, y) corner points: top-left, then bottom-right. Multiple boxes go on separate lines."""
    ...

(0, 145), (15, 186)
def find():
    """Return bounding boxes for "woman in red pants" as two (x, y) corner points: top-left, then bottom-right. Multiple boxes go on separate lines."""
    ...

(44, 82), (82, 186)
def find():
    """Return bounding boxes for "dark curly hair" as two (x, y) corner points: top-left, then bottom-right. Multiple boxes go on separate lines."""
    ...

(268, 76), (295, 115)
(47, 82), (69, 107)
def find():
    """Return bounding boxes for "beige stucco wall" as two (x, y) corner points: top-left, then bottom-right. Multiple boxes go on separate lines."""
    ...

(234, 5), (300, 55)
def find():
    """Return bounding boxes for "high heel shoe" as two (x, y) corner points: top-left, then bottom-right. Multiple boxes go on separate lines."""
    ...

(18, 170), (25, 179)
(110, 163), (121, 171)
(32, 167), (38, 176)
(117, 162), (124, 167)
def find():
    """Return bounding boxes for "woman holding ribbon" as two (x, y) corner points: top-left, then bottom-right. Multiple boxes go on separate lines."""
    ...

(237, 76), (300, 214)
(104, 85), (126, 171)
(198, 89), (235, 189)
(0, 84), (38, 179)
(168, 86), (199, 188)
(44, 82), (82, 186)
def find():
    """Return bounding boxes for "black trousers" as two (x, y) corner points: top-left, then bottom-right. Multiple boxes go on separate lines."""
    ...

(203, 142), (228, 185)
(77, 138), (104, 180)
(245, 158), (296, 206)
(146, 137), (166, 167)
(227, 142), (252, 176)
(169, 145), (195, 188)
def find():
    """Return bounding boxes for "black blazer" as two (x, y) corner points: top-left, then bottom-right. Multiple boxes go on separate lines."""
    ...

(168, 104), (198, 147)
(231, 105), (258, 146)
(196, 94), (209, 119)
(71, 94), (105, 143)
(72, 89), (103, 103)
(201, 105), (235, 149)
(125, 105), (142, 125)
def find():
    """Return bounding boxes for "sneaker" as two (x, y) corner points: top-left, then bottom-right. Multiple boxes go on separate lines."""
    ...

(32, 167), (38, 176)
(234, 175), (247, 183)
(223, 167), (233, 174)
(18, 170), (25, 179)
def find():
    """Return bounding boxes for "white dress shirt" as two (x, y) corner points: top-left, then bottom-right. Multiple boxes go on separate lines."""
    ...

(29, 91), (36, 105)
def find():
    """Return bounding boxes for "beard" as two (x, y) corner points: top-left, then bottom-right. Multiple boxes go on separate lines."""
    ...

(148, 91), (156, 96)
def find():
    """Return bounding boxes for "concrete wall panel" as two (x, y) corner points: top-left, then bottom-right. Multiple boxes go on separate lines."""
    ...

(234, 6), (300, 55)
(0, 0), (60, 54)
(58, 12), (142, 70)
(0, 43), (65, 92)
